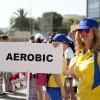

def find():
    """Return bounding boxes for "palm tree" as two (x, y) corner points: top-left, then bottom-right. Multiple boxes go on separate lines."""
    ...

(10, 8), (31, 31)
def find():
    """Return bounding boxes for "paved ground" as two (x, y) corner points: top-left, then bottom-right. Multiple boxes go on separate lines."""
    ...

(0, 83), (72, 100)
(0, 86), (27, 100)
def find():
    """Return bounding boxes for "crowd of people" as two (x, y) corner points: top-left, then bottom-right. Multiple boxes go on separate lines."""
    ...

(0, 17), (100, 100)
(24, 26), (77, 100)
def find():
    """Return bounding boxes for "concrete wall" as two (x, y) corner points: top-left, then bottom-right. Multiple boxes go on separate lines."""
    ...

(9, 37), (29, 42)
(8, 31), (32, 42)
(14, 31), (31, 37)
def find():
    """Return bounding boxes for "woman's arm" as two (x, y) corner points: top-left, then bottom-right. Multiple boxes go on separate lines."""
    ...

(53, 74), (66, 99)
(52, 42), (75, 77)
(53, 74), (63, 88)
(62, 59), (75, 76)
(71, 74), (79, 82)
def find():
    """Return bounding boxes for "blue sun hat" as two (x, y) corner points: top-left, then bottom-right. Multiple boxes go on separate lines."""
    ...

(75, 18), (99, 31)
(53, 33), (72, 43)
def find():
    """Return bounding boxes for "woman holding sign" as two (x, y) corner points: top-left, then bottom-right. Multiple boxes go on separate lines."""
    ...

(46, 34), (73, 100)
(53, 18), (100, 100)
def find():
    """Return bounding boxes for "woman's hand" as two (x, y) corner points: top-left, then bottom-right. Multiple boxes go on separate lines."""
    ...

(60, 87), (66, 99)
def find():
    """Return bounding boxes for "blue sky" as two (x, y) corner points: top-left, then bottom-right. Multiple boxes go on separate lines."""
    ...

(0, 0), (86, 28)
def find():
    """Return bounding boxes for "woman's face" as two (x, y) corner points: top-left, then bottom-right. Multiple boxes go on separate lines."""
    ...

(70, 32), (76, 41)
(79, 28), (94, 44)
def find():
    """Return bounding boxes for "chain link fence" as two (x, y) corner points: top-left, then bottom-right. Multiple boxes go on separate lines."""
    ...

(39, 12), (53, 38)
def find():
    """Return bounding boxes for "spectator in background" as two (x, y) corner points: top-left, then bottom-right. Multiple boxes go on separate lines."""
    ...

(1, 35), (9, 42)
(68, 30), (79, 99)
(35, 33), (44, 43)
(64, 36), (75, 100)
(69, 57), (78, 100)
(68, 31), (76, 47)
(33, 33), (50, 100)
(56, 31), (59, 34)
(47, 34), (55, 43)
(27, 36), (38, 100)
(29, 35), (35, 43)
(0, 35), (13, 95)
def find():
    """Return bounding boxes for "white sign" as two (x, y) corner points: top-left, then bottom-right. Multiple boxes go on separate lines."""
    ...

(0, 43), (63, 74)
(87, 0), (100, 18)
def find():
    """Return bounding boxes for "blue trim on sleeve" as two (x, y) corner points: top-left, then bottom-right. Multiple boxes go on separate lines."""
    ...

(92, 51), (100, 90)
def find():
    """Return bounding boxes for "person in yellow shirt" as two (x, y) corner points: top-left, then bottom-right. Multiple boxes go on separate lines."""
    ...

(46, 33), (72, 100)
(53, 18), (100, 100)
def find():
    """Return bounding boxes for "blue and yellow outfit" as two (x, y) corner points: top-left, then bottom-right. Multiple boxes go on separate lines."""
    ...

(46, 58), (65, 100)
(49, 33), (72, 100)
(47, 74), (65, 88)
(74, 48), (100, 100)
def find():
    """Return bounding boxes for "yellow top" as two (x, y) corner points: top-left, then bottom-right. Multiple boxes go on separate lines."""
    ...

(74, 48), (100, 100)
(47, 57), (65, 87)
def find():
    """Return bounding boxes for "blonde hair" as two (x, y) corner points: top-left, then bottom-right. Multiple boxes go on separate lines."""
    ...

(75, 27), (100, 55)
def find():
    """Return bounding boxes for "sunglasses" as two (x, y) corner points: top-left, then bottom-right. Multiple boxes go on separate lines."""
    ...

(78, 28), (93, 34)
